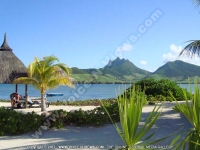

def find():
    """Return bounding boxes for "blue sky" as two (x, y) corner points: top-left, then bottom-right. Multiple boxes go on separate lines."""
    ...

(1, 0), (200, 72)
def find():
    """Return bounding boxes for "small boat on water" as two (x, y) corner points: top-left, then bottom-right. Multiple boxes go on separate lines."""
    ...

(46, 93), (64, 97)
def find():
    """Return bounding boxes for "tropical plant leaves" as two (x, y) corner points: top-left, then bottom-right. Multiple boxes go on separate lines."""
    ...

(101, 85), (175, 148)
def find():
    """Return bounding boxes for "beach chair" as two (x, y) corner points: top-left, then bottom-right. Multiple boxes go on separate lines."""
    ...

(19, 97), (50, 108)
(28, 100), (50, 108)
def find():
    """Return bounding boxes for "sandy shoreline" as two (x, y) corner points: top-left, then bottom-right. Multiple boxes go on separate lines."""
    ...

(0, 102), (191, 150)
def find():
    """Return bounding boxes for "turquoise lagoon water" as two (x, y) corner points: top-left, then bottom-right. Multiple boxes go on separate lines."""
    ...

(0, 84), (131, 102)
(0, 83), (195, 102)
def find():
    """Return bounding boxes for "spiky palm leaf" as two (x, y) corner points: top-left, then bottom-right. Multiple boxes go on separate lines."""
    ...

(171, 78), (200, 149)
(179, 40), (200, 58)
(193, 0), (200, 6)
(101, 86), (175, 149)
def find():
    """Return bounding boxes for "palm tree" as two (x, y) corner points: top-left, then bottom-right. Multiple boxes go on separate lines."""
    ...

(179, 40), (200, 57)
(178, 0), (200, 57)
(194, 0), (200, 6)
(13, 55), (74, 112)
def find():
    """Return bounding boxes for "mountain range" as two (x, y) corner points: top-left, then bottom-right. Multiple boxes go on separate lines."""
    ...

(70, 57), (200, 83)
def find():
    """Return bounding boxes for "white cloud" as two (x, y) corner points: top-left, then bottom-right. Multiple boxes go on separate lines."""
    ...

(162, 44), (182, 63)
(147, 68), (157, 72)
(178, 56), (200, 66)
(162, 44), (200, 66)
(116, 43), (133, 52)
(140, 60), (147, 65)
(169, 44), (182, 53)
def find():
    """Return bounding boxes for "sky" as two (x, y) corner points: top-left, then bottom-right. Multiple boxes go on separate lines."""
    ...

(1, 0), (200, 72)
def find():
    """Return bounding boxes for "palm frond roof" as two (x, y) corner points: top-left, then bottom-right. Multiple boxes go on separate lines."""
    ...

(0, 33), (28, 83)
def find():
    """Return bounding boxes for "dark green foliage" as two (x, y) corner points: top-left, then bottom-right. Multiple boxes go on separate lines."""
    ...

(46, 103), (119, 128)
(0, 107), (43, 136)
(42, 101), (119, 128)
(166, 96), (173, 102)
(155, 95), (166, 102)
(134, 78), (191, 100)
(147, 95), (156, 103)
(47, 109), (68, 129)
(65, 102), (119, 127)
(0, 100), (119, 135)
(147, 95), (173, 103)
(50, 98), (116, 106)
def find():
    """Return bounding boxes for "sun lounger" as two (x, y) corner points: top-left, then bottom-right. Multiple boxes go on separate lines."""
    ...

(19, 97), (50, 108)
(29, 99), (50, 108)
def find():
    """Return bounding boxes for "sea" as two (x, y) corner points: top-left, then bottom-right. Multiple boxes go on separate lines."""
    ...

(0, 84), (131, 102)
(0, 83), (196, 102)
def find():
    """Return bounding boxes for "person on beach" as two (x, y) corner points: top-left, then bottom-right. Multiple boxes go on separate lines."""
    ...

(10, 93), (21, 108)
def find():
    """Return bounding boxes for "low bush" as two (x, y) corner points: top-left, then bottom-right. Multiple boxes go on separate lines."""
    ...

(0, 100), (9, 102)
(66, 102), (119, 126)
(133, 78), (192, 101)
(155, 95), (166, 102)
(166, 96), (173, 102)
(42, 101), (119, 129)
(50, 98), (116, 106)
(0, 100), (119, 135)
(0, 107), (44, 136)
(47, 109), (68, 129)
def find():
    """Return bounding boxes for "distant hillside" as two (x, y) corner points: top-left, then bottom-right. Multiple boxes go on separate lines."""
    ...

(152, 60), (200, 79)
(71, 59), (200, 83)
(71, 67), (86, 74)
(71, 57), (151, 83)
(103, 57), (151, 76)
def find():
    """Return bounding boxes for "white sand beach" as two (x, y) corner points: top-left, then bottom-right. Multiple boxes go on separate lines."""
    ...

(0, 102), (191, 150)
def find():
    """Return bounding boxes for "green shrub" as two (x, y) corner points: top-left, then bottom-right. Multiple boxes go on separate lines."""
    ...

(147, 95), (173, 103)
(133, 78), (191, 100)
(155, 95), (166, 102)
(47, 109), (68, 129)
(0, 107), (43, 135)
(0, 100), (120, 135)
(65, 102), (119, 127)
(0, 100), (9, 102)
(50, 98), (116, 106)
(166, 96), (173, 102)
(147, 95), (157, 104)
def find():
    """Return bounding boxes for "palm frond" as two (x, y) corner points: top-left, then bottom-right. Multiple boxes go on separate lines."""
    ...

(193, 0), (200, 6)
(55, 63), (71, 75)
(13, 55), (74, 112)
(179, 40), (200, 58)
(43, 55), (59, 65)
(48, 77), (74, 89)
(13, 77), (38, 85)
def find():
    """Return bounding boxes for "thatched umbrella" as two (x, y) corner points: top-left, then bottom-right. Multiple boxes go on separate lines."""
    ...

(0, 33), (28, 107)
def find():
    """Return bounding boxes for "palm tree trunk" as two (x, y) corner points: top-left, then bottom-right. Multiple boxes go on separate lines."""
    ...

(41, 89), (46, 112)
